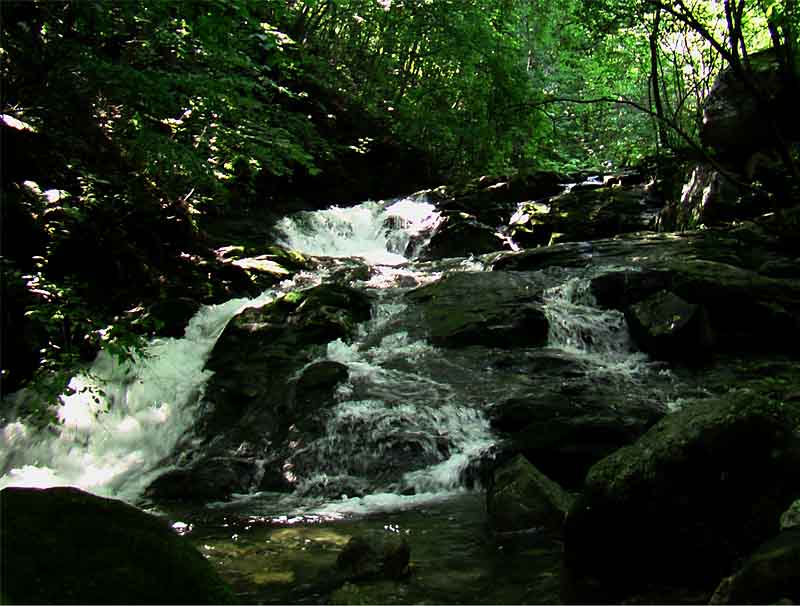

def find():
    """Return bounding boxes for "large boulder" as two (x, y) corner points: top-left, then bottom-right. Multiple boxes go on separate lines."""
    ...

(563, 391), (800, 602)
(590, 262), (800, 355)
(701, 48), (800, 165)
(509, 183), (659, 249)
(0, 486), (234, 604)
(486, 454), (574, 532)
(405, 271), (548, 348)
(710, 528), (800, 605)
(491, 388), (663, 489)
(420, 213), (507, 260)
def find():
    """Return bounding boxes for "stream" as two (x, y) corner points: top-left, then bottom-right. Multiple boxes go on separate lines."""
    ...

(0, 191), (702, 603)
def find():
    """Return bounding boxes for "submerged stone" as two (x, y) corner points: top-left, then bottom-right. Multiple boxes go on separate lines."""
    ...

(335, 534), (411, 581)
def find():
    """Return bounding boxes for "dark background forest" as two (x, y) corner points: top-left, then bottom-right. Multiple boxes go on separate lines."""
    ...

(2, 0), (798, 398)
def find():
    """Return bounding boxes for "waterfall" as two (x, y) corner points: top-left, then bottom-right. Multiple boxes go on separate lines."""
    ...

(274, 195), (441, 265)
(1, 193), (669, 514)
(0, 292), (273, 501)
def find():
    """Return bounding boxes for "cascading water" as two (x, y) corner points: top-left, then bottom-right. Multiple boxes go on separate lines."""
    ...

(0, 192), (674, 513)
(0, 292), (274, 501)
(274, 195), (442, 266)
(0, 190), (698, 604)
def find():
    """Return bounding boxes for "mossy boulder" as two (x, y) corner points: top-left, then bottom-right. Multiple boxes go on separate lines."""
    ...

(491, 390), (663, 489)
(0, 486), (234, 604)
(710, 528), (800, 605)
(486, 454), (574, 532)
(406, 271), (548, 348)
(563, 391), (800, 602)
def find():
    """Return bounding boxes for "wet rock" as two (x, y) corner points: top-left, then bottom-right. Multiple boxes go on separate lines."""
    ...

(145, 456), (291, 501)
(492, 241), (595, 272)
(420, 213), (507, 260)
(709, 528), (800, 605)
(336, 534), (411, 581)
(486, 454), (574, 532)
(290, 361), (349, 434)
(294, 361), (349, 408)
(508, 184), (658, 249)
(490, 388), (663, 488)
(146, 284), (371, 502)
(624, 290), (714, 364)
(406, 271), (548, 348)
(562, 390), (800, 602)
(0, 486), (234, 604)
(148, 297), (201, 338)
(202, 283), (371, 436)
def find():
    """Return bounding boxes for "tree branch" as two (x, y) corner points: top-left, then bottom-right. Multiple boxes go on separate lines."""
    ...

(520, 95), (756, 188)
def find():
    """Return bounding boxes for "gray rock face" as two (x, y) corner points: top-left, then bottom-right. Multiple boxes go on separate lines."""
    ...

(562, 391), (800, 602)
(701, 48), (800, 163)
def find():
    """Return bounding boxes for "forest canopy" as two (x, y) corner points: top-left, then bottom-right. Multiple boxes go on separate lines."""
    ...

(4, 0), (796, 190)
(1, 0), (798, 393)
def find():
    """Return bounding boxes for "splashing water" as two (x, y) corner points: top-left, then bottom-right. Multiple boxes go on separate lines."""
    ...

(0, 292), (274, 501)
(543, 271), (661, 380)
(275, 195), (441, 265)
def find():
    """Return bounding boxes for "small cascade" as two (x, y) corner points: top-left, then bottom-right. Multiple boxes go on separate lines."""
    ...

(275, 194), (441, 265)
(544, 275), (641, 357)
(0, 291), (274, 501)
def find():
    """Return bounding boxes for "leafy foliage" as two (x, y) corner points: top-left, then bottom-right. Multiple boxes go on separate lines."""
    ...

(2, 0), (799, 400)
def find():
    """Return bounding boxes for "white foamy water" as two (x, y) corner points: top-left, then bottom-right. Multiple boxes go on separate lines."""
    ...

(275, 195), (441, 266)
(543, 273), (654, 378)
(0, 291), (274, 501)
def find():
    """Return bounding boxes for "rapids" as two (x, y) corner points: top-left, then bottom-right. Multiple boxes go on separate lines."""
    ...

(1, 192), (680, 507)
(0, 190), (696, 603)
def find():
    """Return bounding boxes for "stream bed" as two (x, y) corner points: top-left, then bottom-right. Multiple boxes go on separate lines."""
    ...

(2, 190), (743, 603)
